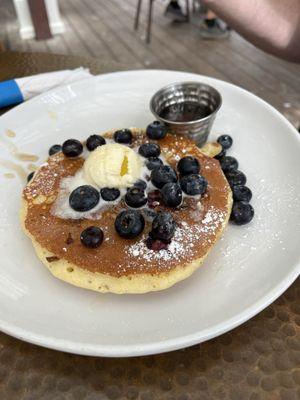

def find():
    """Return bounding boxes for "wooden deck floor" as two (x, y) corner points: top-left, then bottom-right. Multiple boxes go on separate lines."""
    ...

(0, 0), (299, 126)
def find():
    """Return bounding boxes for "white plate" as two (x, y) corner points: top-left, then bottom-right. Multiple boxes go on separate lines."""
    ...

(0, 70), (299, 357)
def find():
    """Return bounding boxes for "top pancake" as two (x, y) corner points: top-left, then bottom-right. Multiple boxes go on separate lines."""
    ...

(22, 130), (231, 278)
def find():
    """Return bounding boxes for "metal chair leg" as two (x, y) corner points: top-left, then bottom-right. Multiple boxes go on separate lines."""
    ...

(185, 0), (190, 22)
(192, 0), (196, 14)
(146, 0), (154, 44)
(134, 0), (142, 30)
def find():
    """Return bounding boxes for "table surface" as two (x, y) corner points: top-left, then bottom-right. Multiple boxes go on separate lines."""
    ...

(0, 51), (299, 400)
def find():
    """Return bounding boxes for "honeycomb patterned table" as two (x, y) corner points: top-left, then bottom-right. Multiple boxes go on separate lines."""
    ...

(0, 279), (299, 400)
(0, 52), (299, 400)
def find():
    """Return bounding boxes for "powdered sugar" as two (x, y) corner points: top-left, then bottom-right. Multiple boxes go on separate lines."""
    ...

(201, 207), (224, 228)
(127, 228), (188, 265)
(126, 206), (226, 267)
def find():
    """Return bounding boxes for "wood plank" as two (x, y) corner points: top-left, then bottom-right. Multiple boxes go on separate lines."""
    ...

(82, 0), (143, 65)
(5, 20), (29, 52)
(2, 0), (28, 52)
(100, 0), (188, 71)
(216, 39), (300, 111)
(95, 0), (166, 68)
(57, 5), (94, 57)
(25, 37), (50, 53)
(71, 0), (118, 61)
(46, 33), (70, 55)
(102, 0), (180, 69)
(118, 1), (224, 78)
(0, 2), (9, 51)
(105, 0), (194, 70)
(232, 33), (300, 80)
(109, 0), (227, 79)
(61, 0), (115, 59)
(64, 0), (115, 61)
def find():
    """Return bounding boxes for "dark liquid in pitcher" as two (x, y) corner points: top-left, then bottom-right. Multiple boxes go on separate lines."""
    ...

(160, 102), (211, 122)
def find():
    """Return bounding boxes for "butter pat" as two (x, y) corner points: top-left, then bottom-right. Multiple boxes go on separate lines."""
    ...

(84, 143), (143, 188)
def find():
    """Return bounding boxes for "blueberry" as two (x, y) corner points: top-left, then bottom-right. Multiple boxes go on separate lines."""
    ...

(150, 165), (177, 189)
(146, 121), (167, 140)
(142, 208), (157, 221)
(100, 187), (120, 201)
(150, 212), (176, 241)
(232, 185), (252, 202)
(125, 187), (147, 208)
(161, 182), (182, 208)
(62, 139), (83, 158)
(138, 143), (161, 158)
(49, 144), (61, 156)
(115, 210), (145, 238)
(180, 174), (208, 196)
(230, 201), (254, 225)
(86, 134), (106, 151)
(217, 134), (233, 150)
(80, 226), (104, 248)
(146, 237), (169, 251)
(69, 185), (100, 212)
(226, 170), (247, 187)
(177, 156), (200, 176)
(147, 190), (161, 209)
(27, 171), (34, 182)
(113, 129), (132, 144)
(214, 148), (226, 160)
(133, 179), (147, 190)
(146, 157), (163, 171)
(219, 156), (238, 172)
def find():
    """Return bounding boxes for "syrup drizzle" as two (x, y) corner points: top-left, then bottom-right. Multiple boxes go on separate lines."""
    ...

(4, 173), (15, 179)
(5, 129), (16, 138)
(14, 153), (39, 162)
(0, 131), (39, 180)
(27, 163), (38, 172)
(0, 159), (27, 181)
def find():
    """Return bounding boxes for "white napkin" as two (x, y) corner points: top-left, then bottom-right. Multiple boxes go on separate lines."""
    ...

(16, 67), (92, 100)
(0, 68), (93, 108)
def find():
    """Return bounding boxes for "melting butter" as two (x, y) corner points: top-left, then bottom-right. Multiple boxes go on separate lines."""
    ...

(84, 143), (143, 189)
(120, 156), (128, 176)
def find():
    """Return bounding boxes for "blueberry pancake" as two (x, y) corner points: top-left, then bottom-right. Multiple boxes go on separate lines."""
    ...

(21, 124), (232, 294)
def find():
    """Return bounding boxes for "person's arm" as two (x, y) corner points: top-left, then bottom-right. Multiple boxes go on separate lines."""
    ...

(202, 0), (300, 62)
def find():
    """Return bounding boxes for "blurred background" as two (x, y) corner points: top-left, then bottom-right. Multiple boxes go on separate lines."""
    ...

(0, 0), (299, 127)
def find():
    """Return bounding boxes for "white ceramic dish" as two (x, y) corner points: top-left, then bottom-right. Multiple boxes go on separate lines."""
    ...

(0, 70), (299, 357)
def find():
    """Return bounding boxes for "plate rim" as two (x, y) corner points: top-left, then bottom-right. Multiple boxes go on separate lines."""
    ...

(0, 69), (299, 357)
(0, 270), (298, 357)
